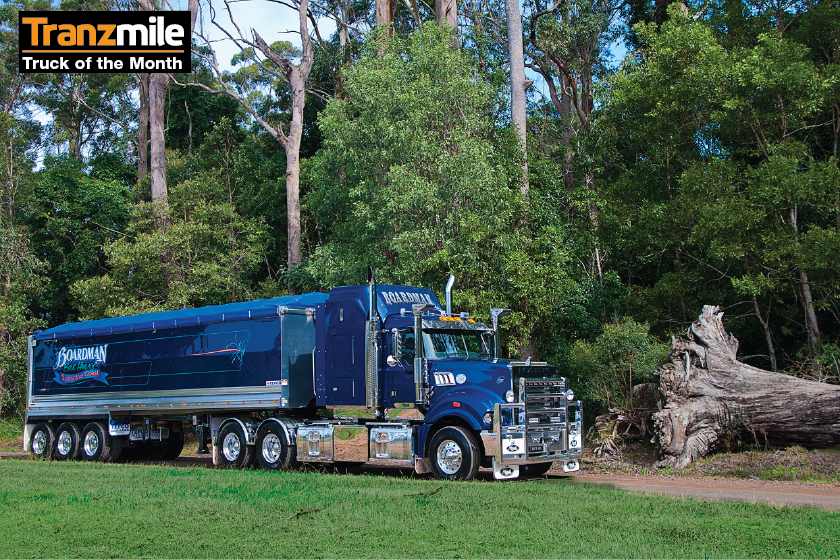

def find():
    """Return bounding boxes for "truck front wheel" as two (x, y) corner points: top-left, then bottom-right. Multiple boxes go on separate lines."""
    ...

(217, 422), (254, 469)
(30, 423), (55, 460)
(256, 424), (296, 471)
(54, 422), (82, 461)
(429, 426), (481, 481)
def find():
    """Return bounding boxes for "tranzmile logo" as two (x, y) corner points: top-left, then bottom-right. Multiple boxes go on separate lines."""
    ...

(18, 11), (191, 74)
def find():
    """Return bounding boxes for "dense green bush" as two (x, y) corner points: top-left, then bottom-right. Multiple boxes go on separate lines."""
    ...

(569, 317), (668, 412)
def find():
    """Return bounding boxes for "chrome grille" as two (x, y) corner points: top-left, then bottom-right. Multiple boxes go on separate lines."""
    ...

(519, 378), (568, 459)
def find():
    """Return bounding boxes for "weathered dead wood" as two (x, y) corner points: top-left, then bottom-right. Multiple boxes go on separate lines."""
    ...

(589, 408), (658, 457)
(655, 305), (840, 469)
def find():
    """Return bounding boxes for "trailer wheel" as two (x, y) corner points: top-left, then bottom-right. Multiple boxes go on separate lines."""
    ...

(80, 422), (112, 462)
(521, 462), (553, 478)
(146, 440), (168, 461)
(217, 422), (254, 469)
(30, 423), (55, 460)
(162, 432), (185, 460)
(54, 422), (82, 461)
(428, 426), (481, 481)
(106, 436), (124, 463)
(256, 424), (296, 471)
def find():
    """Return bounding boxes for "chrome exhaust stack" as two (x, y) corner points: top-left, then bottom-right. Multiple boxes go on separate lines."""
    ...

(365, 267), (381, 411)
(445, 274), (455, 316)
(412, 302), (433, 406)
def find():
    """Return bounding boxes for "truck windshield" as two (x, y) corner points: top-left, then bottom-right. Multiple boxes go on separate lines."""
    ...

(422, 330), (491, 359)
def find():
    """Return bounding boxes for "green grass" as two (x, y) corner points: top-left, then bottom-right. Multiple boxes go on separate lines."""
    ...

(0, 460), (837, 559)
(0, 418), (22, 451)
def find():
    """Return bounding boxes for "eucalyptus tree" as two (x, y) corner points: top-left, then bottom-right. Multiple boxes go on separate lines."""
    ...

(182, 0), (317, 292)
(137, 0), (199, 210)
(306, 24), (578, 358)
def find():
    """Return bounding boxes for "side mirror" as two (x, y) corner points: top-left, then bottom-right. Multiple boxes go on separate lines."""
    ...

(388, 328), (403, 366)
(490, 308), (511, 359)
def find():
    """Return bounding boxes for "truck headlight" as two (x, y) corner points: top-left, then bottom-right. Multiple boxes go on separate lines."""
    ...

(483, 412), (493, 426)
(505, 390), (515, 403)
(566, 389), (575, 401)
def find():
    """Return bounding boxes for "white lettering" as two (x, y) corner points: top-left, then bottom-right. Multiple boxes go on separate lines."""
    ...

(129, 56), (183, 71)
(165, 23), (184, 46)
(116, 24), (148, 46)
(54, 344), (108, 370)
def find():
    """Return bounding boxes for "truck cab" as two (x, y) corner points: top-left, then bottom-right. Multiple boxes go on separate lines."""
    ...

(311, 279), (583, 480)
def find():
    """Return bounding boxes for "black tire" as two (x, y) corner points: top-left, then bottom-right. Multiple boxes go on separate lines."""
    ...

(119, 441), (146, 461)
(217, 422), (255, 469)
(146, 440), (169, 461)
(145, 431), (184, 461)
(521, 462), (554, 478)
(162, 431), (185, 460)
(80, 422), (113, 462)
(428, 426), (481, 481)
(54, 422), (82, 461)
(107, 435), (124, 463)
(30, 423), (55, 460)
(255, 423), (296, 471)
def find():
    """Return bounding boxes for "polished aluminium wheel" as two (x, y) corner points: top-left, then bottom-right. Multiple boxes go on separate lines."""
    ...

(57, 430), (73, 457)
(435, 439), (463, 475)
(32, 430), (48, 456)
(222, 432), (242, 462)
(83, 431), (100, 458)
(30, 423), (55, 460)
(261, 433), (282, 464)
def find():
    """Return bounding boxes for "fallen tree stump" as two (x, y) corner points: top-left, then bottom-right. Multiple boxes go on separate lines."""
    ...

(589, 409), (657, 457)
(654, 305), (840, 469)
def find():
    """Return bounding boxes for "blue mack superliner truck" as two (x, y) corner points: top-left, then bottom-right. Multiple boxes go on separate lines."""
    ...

(24, 273), (582, 480)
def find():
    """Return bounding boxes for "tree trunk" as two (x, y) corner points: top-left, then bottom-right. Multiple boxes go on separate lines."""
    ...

(285, 101), (303, 275)
(505, 0), (528, 197)
(148, 72), (169, 208)
(375, 0), (393, 36)
(435, 0), (458, 45)
(138, 73), (150, 181)
(655, 305), (840, 469)
(139, 0), (198, 209)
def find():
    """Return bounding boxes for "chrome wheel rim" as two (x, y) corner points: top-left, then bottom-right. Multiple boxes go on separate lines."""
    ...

(57, 431), (72, 456)
(262, 434), (282, 464)
(33, 431), (47, 455)
(222, 432), (241, 462)
(436, 439), (463, 475)
(83, 431), (100, 457)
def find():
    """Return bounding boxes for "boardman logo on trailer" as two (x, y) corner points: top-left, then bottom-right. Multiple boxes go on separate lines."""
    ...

(18, 11), (191, 74)
(53, 344), (109, 385)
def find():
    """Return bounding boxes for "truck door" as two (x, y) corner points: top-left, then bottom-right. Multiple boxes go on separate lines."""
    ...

(383, 331), (417, 408)
(324, 298), (367, 406)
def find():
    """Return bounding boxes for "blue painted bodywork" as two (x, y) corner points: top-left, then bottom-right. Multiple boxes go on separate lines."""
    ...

(415, 358), (511, 458)
(30, 285), (512, 460)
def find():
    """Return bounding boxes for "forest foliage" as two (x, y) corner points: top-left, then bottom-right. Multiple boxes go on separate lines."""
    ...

(1, 0), (838, 420)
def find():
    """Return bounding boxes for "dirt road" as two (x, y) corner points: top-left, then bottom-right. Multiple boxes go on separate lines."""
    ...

(5, 451), (839, 511)
(558, 472), (840, 511)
